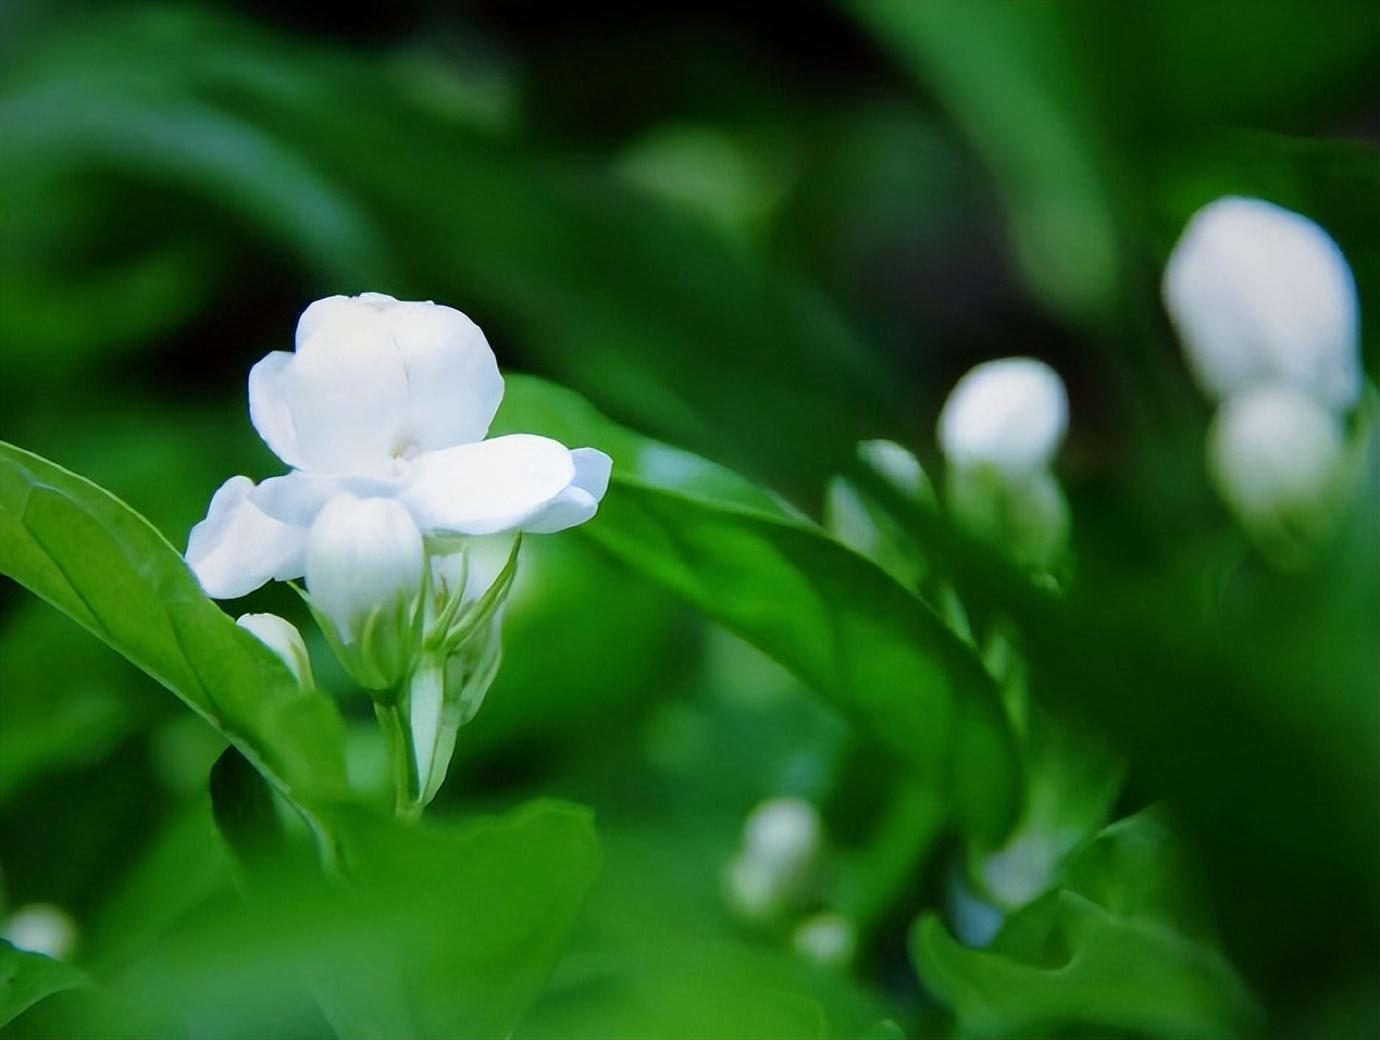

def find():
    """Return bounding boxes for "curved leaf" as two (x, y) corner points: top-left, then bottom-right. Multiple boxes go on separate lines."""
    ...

(207, 754), (600, 1040)
(495, 377), (1020, 843)
(0, 442), (348, 820)
(0, 941), (90, 1028)
(912, 808), (1260, 1039)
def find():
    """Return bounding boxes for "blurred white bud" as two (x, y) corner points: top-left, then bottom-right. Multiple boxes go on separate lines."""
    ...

(1208, 384), (1345, 549)
(938, 358), (1068, 476)
(791, 912), (857, 969)
(305, 494), (425, 689)
(857, 440), (933, 503)
(1164, 196), (1361, 411)
(236, 613), (313, 687)
(743, 797), (822, 872)
(725, 797), (823, 923)
(3, 903), (78, 961)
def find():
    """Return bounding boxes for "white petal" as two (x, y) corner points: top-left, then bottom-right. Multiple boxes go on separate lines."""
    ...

(250, 470), (344, 527)
(402, 434), (576, 536)
(521, 449), (611, 533)
(381, 300), (505, 451)
(185, 476), (308, 599)
(569, 447), (612, 499)
(247, 352), (304, 468)
(938, 358), (1068, 474)
(1164, 197), (1361, 410)
(286, 310), (410, 475)
(520, 485), (599, 534)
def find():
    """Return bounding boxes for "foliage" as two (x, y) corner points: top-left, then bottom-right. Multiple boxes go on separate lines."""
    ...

(1, 2), (1376, 1037)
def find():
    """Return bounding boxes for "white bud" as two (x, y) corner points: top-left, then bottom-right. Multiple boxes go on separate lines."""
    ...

(1208, 384), (1345, 548)
(791, 912), (857, 968)
(938, 358), (1068, 476)
(3, 903), (78, 961)
(857, 440), (933, 502)
(236, 613), (313, 687)
(743, 797), (822, 872)
(1164, 196), (1361, 411)
(306, 494), (424, 645)
(725, 797), (823, 922)
(304, 494), (425, 690)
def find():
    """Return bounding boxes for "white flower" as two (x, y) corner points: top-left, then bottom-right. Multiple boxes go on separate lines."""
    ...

(236, 612), (313, 687)
(938, 358), (1068, 475)
(1207, 384), (1345, 540)
(186, 293), (611, 601)
(1163, 196), (1361, 411)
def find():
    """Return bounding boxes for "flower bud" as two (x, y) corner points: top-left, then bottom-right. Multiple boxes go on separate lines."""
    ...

(725, 797), (823, 923)
(938, 358), (1068, 476)
(1207, 384), (1346, 555)
(3, 903), (78, 960)
(1164, 196), (1361, 411)
(791, 912), (857, 968)
(305, 493), (425, 689)
(236, 613), (313, 688)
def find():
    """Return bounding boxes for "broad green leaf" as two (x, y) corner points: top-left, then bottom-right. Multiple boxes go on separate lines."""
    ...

(0, 442), (349, 825)
(913, 808), (1260, 1039)
(0, 941), (89, 1028)
(195, 764), (600, 1040)
(495, 377), (1020, 844)
(854, 0), (1119, 321)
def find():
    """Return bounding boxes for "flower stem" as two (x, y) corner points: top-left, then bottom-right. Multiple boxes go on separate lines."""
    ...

(375, 700), (422, 822)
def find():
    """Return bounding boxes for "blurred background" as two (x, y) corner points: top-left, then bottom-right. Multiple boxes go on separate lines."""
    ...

(1, 1), (1377, 1037)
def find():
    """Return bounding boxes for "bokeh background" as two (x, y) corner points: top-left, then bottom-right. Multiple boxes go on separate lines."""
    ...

(1, 2), (1377, 1037)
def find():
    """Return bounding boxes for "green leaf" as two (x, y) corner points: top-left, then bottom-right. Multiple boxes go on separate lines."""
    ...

(854, 0), (1120, 321)
(199, 769), (601, 1040)
(912, 808), (1260, 1039)
(494, 377), (1020, 844)
(0, 941), (90, 1028)
(0, 442), (349, 824)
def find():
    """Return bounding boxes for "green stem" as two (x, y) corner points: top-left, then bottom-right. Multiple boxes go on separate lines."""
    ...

(374, 700), (422, 822)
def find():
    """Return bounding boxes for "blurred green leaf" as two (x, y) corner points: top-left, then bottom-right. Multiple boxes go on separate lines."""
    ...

(197, 771), (601, 1040)
(495, 377), (1019, 845)
(0, 443), (349, 831)
(855, 0), (1120, 320)
(0, 940), (89, 1028)
(914, 808), (1259, 1039)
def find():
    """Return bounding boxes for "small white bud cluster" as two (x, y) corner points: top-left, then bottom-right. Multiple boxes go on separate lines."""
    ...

(937, 358), (1071, 571)
(1164, 197), (1363, 558)
(724, 797), (822, 924)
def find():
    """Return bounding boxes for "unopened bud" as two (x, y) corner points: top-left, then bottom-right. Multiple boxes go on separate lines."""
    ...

(1208, 384), (1346, 555)
(938, 358), (1068, 476)
(725, 797), (823, 922)
(791, 912), (857, 968)
(237, 613), (313, 688)
(3, 903), (78, 961)
(1164, 196), (1360, 411)
(305, 493), (424, 689)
